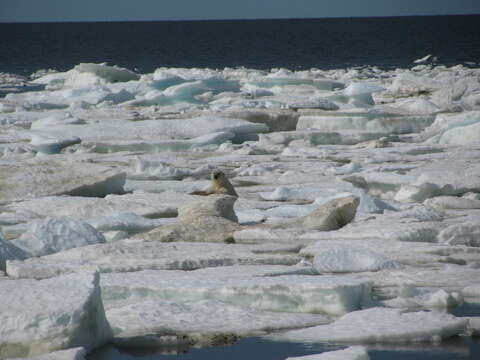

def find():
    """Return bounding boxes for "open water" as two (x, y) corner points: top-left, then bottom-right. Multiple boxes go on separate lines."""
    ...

(1, 15), (480, 75)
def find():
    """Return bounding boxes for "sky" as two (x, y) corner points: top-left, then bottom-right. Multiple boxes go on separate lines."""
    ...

(1, 0), (479, 23)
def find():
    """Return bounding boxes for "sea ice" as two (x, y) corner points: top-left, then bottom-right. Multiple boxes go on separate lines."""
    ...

(100, 266), (372, 316)
(424, 196), (480, 210)
(286, 346), (369, 360)
(6, 240), (301, 279)
(381, 288), (462, 310)
(30, 133), (81, 154)
(312, 248), (399, 273)
(0, 272), (111, 358)
(272, 307), (467, 344)
(0, 236), (28, 270)
(72, 63), (140, 83)
(300, 238), (462, 266)
(343, 82), (385, 106)
(11, 217), (106, 257)
(1, 191), (184, 223)
(107, 299), (331, 342)
(87, 212), (165, 234)
(2, 62), (480, 357)
(8, 347), (86, 360)
(0, 160), (126, 204)
(297, 110), (433, 134)
(462, 284), (480, 298)
(437, 222), (480, 247)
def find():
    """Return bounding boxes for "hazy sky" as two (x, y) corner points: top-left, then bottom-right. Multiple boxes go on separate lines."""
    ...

(1, 0), (479, 22)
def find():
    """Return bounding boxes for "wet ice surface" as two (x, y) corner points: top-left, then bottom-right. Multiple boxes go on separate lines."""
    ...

(1, 62), (480, 360)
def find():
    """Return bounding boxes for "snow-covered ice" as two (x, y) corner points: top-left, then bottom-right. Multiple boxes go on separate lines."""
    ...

(108, 299), (331, 343)
(11, 217), (105, 257)
(1, 62), (480, 358)
(286, 346), (369, 360)
(0, 272), (111, 358)
(100, 266), (373, 316)
(272, 307), (467, 344)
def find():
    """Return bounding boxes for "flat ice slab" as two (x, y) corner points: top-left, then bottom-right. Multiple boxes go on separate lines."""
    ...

(0, 160), (125, 203)
(8, 347), (86, 360)
(108, 299), (331, 341)
(286, 346), (369, 360)
(6, 240), (301, 279)
(100, 266), (373, 316)
(0, 273), (111, 358)
(272, 307), (467, 344)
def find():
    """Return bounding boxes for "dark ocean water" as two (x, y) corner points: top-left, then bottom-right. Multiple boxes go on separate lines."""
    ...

(1, 15), (480, 75)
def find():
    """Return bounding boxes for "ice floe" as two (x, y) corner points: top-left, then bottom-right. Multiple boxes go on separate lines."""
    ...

(286, 346), (369, 360)
(108, 299), (331, 345)
(2, 62), (480, 359)
(0, 272), (111, 358)
(272, 307), (468, 344)
(11, 217), (106, 257)
(5, 241), (301, 279)
(100, 266), (373, 316)
(8, 347), (86, 360)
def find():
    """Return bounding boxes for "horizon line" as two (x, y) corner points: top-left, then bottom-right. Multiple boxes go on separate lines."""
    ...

(1, 12), (479, 24)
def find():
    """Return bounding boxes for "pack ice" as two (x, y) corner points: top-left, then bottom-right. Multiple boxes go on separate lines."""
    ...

(1, 61), (480, 358)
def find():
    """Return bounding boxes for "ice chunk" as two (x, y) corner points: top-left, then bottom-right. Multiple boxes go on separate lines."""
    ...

(343, 82), (385, 106)
(89, 131), (236, 153)
(30, 133), (81, 154)
(389, 72), (441, 97)
(312, 248), (399, 273)
(31, 115), (87, 130)
(439, 121), (480, 145)
(286, 346), (369, 360)
(437, 222), (480, 247)
(297, 111), (433, 134)
(421, 111), (480, 143)
(6, 241), (300, 279)
(87, 212), (163, 234)
(288, 97), (339, 111)
(0, 160), (126, 204)
(414, 54), (434, 64)
(272, 307), (467, 344)
(424, 196), (480, 210)
(358, 194), (396, 214)
(462, 284), (480, 297)
(73, 63), (139, 83)
(394, 183), (440, 203)
(0, 272), (111, 358)
(8, 347), (86, 360)
(0, 236), (28, 271)
(3, 191), (184, 222)
(127, 158), (190, 180)
(260, 186), (293, 201)
(233, 228), (305, 244)
(100, 266), (372, 316)
(326, 162), (361, 176)
(11, 217), (106, 257)
(393, 98), (440, 115)
(301, 238), (458, 266)
(107, 299), (331, 341)
(382, 285), (463, 309)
